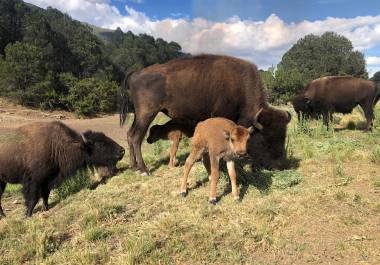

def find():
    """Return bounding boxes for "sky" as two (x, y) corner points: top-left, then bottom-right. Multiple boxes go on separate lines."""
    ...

(26, 0), (380, 76)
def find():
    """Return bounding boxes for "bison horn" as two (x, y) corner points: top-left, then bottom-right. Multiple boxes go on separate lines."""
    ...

(253, 108), (264, 130)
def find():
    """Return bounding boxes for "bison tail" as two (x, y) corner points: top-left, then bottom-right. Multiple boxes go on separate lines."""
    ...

(119, 71), (136, 127)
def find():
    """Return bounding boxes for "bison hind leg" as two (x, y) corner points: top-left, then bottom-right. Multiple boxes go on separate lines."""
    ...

(0, 181), (6, 217)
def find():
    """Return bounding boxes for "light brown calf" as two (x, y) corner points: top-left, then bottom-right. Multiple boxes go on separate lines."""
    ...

(147, 120), (194, 167)
(180, 117), (253, 204)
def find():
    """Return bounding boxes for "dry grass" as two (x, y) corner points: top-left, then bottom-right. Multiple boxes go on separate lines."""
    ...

(0, 105), (379, 265)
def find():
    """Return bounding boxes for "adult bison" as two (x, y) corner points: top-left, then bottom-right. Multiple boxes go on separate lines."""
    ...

(0, 121), (125, 217)
(120, 54), (291, 175)
(292, 76), (380, 130)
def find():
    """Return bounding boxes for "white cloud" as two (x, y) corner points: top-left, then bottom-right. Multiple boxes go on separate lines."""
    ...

(26, 0), (380, 70)
(367, 56), (380, 65)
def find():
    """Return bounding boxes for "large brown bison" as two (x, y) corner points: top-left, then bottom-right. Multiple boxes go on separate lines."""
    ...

(0, 121), (125, 217)
(292, 76), (380, 130)
(120, 54), (291, 175)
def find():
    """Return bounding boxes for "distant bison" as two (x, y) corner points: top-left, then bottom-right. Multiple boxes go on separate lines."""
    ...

(120, 54), (291, 174)
(0, 121), (125, 217)
(292, 76), (380, 130)
(146, 120), (195, 167)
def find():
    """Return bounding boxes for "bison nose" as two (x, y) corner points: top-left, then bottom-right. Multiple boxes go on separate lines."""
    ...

(237, 150), (247, 157)
(119, 148), (125, 158)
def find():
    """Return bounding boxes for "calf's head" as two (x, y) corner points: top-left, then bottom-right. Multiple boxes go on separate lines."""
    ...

(83, 131), (125, 170)
(223, 126), (254, 158)
(147, 125), (163, 144)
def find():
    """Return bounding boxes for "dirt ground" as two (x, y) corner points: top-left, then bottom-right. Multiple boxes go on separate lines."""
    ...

(0, 98), (126, 143)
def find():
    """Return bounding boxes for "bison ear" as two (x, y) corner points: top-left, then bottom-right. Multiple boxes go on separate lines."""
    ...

(82, 131), (94, 153)
(247, 126), (254, 134)
(223, 130), (230, 140)
(286, 111), (292, 123)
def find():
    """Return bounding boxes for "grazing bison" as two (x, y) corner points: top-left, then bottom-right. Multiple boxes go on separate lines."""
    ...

(120, 54), (291, 175)
(292, 76), (380, 130)
(180, 117), (254, 204)
(0, 121), (125, 217)
(147, 120), (195, 167)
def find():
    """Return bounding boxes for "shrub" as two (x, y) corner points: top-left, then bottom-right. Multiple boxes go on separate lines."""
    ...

(66, 78), (118, 116)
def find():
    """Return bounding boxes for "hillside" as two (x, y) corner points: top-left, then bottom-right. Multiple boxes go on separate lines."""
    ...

(0, 0), (184, 115)
(0, 104), (379, 264)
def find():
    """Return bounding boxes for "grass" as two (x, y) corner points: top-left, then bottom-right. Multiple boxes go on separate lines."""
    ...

(0, 105), (379, 264)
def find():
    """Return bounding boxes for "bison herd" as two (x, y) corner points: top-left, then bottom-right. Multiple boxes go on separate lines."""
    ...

(0, 54), (379, 217)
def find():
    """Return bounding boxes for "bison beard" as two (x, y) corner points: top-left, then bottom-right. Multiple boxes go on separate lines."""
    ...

(120, 54), (291, 175)
(0, 121), (124, 217)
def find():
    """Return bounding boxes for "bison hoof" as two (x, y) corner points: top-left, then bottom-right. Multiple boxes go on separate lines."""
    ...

(140, 170), (150, 177)
(209, 198), (217, 205)
(180, 191), (187, 198)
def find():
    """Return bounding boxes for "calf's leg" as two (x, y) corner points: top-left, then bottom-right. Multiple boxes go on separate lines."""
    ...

(209, 155), (220, 205)
(0, 181), (7, 217)
(226, 161), (239, 200)
(180, 147), (204, 196)
(169, 134), (181, 167)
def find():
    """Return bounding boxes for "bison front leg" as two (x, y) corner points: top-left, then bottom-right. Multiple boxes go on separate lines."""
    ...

(209, 156), (220, 205)
(23, 180), (41, 217)
(226, 161), (239, 201)
(360, 102), (374, 131)
(41, 182), (51, 211)
(0, 181), (7, 217)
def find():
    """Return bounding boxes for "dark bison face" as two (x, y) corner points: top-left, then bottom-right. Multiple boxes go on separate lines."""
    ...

(292, 94), (313, 119)
(248, 107), (291, 169)
(83, 131), (125, 169)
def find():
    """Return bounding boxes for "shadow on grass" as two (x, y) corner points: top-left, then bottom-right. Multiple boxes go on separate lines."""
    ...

(149, 152), (190, 173)
(334, 121), (368, 132)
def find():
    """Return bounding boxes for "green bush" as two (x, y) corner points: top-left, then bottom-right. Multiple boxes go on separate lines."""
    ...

(67, 78), (118, 116)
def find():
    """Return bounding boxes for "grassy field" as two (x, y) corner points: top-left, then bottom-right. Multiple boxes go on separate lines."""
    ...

(0, 105), (379, 265)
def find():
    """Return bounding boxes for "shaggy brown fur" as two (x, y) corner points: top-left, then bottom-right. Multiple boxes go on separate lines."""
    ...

(0, 121), (124, 217)
(293, 76), (380, 130)
(120, 54), (291, 174)
(180, 117), (253, 204)
(146, 120), (194, 167)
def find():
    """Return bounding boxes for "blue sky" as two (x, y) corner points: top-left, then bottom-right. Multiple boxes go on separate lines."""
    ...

(27, 0), (380, 76)
(120, 0), (380, 23)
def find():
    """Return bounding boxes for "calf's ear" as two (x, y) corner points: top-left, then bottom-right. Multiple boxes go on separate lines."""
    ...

(223, 130), (230, 140)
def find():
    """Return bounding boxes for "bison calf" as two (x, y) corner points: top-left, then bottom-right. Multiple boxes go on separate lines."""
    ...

(0, 121), (124, 217)
(180, 117), (253, 204)
(147, 120), (194, 167)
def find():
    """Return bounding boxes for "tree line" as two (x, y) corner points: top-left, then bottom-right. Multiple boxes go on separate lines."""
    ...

(0, 0), (184, 116)
(260, 32), (372, 104)
(0, 1), (377, 114)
